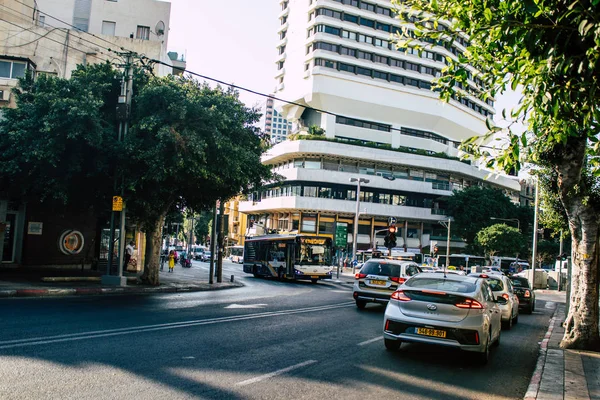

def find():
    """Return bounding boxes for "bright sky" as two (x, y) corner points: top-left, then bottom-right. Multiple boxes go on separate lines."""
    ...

(167, 0), (521, 127)
(168, 0), (280, 109)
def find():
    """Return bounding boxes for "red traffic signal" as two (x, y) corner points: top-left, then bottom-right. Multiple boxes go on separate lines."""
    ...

(388, 226), (397, 233)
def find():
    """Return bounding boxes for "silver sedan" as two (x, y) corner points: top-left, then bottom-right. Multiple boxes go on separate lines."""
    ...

(383, 274), (506, 364)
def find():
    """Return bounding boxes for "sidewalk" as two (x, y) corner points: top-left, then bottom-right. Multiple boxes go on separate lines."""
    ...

(0, 266), (243, 298)
(525, 299), (600, 400)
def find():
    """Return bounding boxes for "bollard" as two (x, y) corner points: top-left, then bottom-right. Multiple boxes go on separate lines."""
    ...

(230, 275), (234, 282)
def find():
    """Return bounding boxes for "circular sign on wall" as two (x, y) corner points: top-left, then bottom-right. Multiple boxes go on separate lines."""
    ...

(58, 230), (85, 255)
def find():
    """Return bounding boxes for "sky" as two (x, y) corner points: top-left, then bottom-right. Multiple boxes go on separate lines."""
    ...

(168, 0), (280, 109)
(166, 0), (522, 127)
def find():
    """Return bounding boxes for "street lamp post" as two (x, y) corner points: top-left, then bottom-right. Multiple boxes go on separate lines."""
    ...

(489, 217), (520, 231)
(350, 177), (369, 274)
(438, 217), (453, 268)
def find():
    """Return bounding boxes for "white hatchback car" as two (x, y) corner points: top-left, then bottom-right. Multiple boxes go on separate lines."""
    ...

(468, 272), (519, 329)
(383, 274), (505, 364)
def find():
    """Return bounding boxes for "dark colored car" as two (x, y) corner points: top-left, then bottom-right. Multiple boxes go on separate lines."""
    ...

(510, 276), (535, 314)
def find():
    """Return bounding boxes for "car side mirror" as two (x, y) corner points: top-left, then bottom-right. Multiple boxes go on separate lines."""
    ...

(495, 297), (508, 305)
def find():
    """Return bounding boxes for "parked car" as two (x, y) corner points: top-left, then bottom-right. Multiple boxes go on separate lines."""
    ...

(353, 259), (422, 309)
(200, 251), (212, 262)
(382, 273), (505, 364)
(509, 276), (536, 314)
(468, 272), (519, 329)
(419, 266), (437, 273)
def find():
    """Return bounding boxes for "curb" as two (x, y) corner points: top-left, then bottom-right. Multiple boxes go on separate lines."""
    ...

(0, 282), (245, 298)
(524, 305), (560, 400)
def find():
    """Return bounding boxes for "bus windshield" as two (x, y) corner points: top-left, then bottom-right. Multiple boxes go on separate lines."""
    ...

(297, 240), (331, 266)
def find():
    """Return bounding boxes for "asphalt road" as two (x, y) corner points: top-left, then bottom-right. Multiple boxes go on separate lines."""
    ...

(0, 261), (557, 400)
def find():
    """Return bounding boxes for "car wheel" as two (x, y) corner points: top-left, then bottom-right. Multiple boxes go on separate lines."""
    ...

(384, 338), (401, 351)
(503, 313), (513, 330)
(526, 305), (533, 314)
(476, 334), (490, 364)
(356, 300), (367, 309)
(513, 312), (519, 325)
(277, 267), (284, 281)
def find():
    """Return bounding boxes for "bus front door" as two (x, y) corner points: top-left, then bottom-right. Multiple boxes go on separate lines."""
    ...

(286, 243), (295, 279)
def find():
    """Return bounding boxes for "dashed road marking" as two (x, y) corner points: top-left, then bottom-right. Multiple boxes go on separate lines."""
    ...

(358, 336), (383, 346)
(236, 360), (318, 386)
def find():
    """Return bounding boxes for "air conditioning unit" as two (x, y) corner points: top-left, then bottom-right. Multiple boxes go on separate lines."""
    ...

(0, 90), (10, 102)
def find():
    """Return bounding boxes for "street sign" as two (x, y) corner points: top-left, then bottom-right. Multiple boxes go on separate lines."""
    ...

(335, 222), (348, 248)
(112, 196), (123, 211)
(388, 217), (397, 226)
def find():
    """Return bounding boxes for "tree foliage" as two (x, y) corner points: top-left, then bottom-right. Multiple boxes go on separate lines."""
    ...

(0, 63), (120, 211)
(447, 186), (531, 252)
(0, 63), (272, 286)
(475, 224), (524, 258)
(392, 0), (600, 349)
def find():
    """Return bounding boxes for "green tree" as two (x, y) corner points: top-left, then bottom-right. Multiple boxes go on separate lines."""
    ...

(392, 0), (600, 349)
(0, 64), (271, 286)
(194, 211), (213, 245)
(447, 186), (527, 250)
(125, 76), (272, 285)
(476, 224), (524, 259)
(0, 63), (120, 210)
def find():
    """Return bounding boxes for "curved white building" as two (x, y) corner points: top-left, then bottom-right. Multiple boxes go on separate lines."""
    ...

(239, 0), (520, 254)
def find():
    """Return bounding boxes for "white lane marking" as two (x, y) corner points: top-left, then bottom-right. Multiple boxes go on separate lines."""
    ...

(357, 336), (383, 346)
(225, 304), (268, 309)
(0, 303), (354, 350)
(330, 290), (349, 293)
(236, 360), (318, 386)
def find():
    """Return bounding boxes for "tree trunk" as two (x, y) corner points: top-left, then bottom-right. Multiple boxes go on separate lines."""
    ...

(555, 136), (600, 350)
(140, 213), (166, 286)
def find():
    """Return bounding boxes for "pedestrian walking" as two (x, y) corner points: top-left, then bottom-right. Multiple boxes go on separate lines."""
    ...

(124, 241), (134, 271)
(168, 250), (175, 272)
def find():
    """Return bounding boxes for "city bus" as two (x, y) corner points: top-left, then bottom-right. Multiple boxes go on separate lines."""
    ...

(227, 245), (244, 264)
(243, 235), (333, 283)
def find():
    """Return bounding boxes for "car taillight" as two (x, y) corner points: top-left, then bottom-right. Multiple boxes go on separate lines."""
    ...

(391, 290), (411, 301)
(502, 293), (510, 301)
(385, 320), (390, 330)
(524, 290), (531, 297)
(355, 273), (367, 279)
(390, 277), (406, 283)
(455, 299), (484, 309)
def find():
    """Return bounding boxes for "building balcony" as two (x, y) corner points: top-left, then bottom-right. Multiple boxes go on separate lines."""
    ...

(239, 196), (444, 222)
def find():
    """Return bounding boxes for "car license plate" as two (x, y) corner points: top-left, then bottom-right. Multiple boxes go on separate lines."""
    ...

(416, 328), (446, 338)
(310, 275), (319, 279)
(370, 280), (386, 285)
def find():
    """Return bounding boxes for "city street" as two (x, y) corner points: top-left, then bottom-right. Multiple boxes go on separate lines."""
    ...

(0, 261), (557, 400)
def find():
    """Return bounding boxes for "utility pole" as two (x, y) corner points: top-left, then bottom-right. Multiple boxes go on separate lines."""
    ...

(102, 52), (133, 286)
(117, 53), (134, 278)
(217, 200), (225, 283)
(209, 203), (217, 284)
(531, 178), (540, 289)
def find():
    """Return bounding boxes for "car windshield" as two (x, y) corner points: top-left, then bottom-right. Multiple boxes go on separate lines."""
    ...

(360, 261), (401, 277)
(297, 241), (331, 265)
(510, 277), (529, 288)
(404, 277), (477, 293)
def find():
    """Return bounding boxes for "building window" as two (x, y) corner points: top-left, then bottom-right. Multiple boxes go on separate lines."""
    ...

(343, 14), (358, 24)
(303, 186), (318, 197)
(0, 60), (26, 79)
(136, 25), (150, 40)
(101, 20), (116, 36)
(301, 215), (317, 233)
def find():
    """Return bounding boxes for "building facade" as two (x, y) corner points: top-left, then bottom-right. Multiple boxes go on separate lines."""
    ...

(239, 0), (521, 256)
(264, 96), (292, 144)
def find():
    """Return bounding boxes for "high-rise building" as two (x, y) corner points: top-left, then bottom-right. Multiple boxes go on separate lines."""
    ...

(264, 96), (292, 144)
(239, 0), (520, 256)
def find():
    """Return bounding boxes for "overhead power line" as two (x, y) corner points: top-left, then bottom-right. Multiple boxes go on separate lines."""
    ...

(143, 56), (497, 151)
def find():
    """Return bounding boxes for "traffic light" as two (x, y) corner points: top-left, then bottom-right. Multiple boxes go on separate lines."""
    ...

(385, 226), (397, 249)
